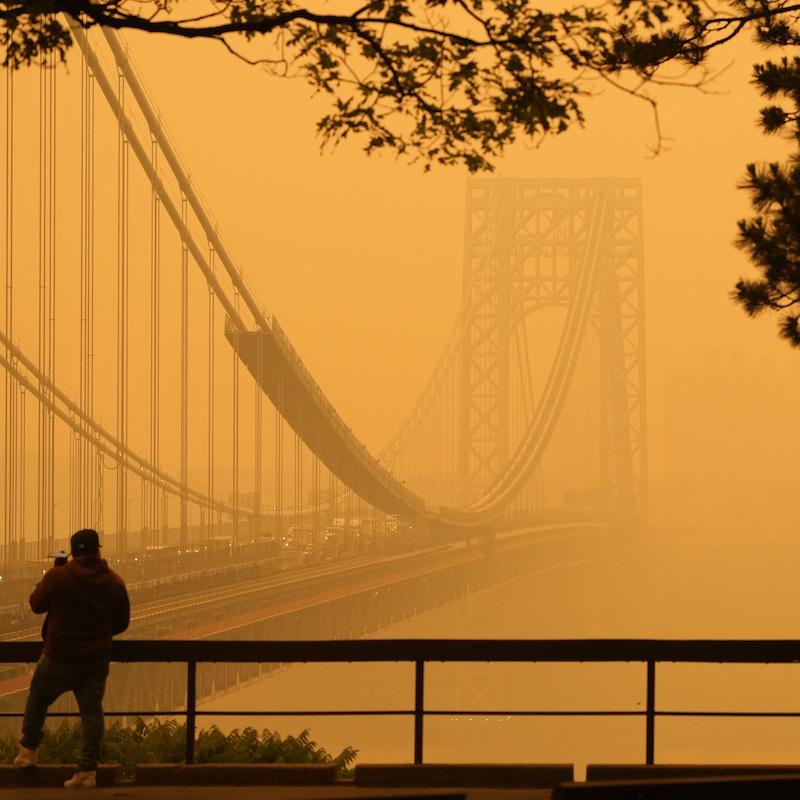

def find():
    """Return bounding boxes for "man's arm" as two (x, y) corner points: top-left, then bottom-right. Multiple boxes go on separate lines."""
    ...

(29, 570), (56, 614)
(111, 580), (130, 635)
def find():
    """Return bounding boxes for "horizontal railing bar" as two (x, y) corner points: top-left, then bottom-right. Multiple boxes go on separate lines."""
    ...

(2, 708), (799, 720)
(656, 710), (800, 717)
(0, 710), (641, 719)
(0, 709), (644, 718)
(194, 710), (412, 717)
(424, 710), (643, 716)
(6, 638), (800, 766)
(0, 711), (188, 718)
(193, 709), (644, 717)
(4, 638), (800, 664)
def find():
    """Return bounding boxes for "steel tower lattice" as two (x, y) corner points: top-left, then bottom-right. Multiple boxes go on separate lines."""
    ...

(457, 178), (646, 519)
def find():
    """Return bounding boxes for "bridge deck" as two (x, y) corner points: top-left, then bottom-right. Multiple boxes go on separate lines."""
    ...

(226, 320), (430, 518)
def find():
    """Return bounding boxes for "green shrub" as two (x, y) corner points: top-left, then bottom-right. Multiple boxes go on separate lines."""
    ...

(0, 718), (358, 778)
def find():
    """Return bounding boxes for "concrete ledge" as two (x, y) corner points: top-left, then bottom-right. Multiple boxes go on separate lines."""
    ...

(0, 764), (120, 787)
(554, 773), (800, 799)
(355, 763), (574, 788)
(96, 764), (123, 787)
(586, 764), (800, 782)
(0, 766), (73, 787)
(135, 763), (338, 785)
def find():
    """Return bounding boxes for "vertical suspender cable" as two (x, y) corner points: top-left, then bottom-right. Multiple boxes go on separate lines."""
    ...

(150, 133), (160, 548)
(329, 466), (336, 531)
(4, 67), (14, 566)
(96, 448), (103, 531)
(139, 475), (145, 549)
(180, 194), (189, 545)
(48, 49), (56, 550)
(116, 67), (129, 553)
(448, 358), (454, 505)
(80, 53), (95, 528)
(207, 244), (215, 539)
(38, 49), (56, 555)
(9, 366), (16, 558)
(162, 484), (168, 541)
(86, 62), (95, 527)
(254, 335), (262, 538)
(78, 58), (85, 529)
(294, 416), (302, 531)
(232, 292), (240, 545)
(69, 413), (75, 530)
(345, 473), (352, 533)
(274, 376), (283, 543)
(18, 383), (25, 558)
(312, 431), (320, 546)
(38, 56), (46, 556)
(438, 373), (443, 502)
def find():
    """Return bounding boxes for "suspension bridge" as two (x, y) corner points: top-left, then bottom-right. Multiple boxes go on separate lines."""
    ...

(0, 22), (646, 631)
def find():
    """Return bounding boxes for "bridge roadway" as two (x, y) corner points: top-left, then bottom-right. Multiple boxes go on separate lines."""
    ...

(138, 521), (613, 640)
(227, 321), (429, 518)
(5, 518), (614, 644)
(229, 324), (610, 530)
(4, 535), (488, 643)
(0, 522), (619, 711)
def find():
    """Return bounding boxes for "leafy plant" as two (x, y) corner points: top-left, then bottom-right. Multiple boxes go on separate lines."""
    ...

(5, 1), (800, 170)
(0, 718), (357, 778)
(733, 56), (800, 345)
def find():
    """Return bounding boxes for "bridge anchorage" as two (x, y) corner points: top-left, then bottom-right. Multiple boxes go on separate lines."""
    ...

(0, 21), (645, 586)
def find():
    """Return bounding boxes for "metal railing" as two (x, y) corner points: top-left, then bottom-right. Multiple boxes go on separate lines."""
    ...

(2, 639), (800, 766)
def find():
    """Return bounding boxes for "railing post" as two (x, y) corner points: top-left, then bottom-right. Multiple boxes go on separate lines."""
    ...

(645, 659), (655, 765)
(413, 659), (425, 764)
(186, 659), (197, 764)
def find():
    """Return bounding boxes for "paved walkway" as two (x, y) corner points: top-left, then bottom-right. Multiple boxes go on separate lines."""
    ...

(0, 787), (552, 800)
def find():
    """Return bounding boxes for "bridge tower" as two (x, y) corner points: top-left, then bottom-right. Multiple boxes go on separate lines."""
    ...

(457, 178), (647, 519)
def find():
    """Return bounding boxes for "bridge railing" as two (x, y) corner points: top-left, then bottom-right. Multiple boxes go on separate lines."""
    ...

(2, 639), (800, 766)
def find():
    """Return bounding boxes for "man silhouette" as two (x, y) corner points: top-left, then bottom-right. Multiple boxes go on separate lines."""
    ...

(14, 529), (130, 789)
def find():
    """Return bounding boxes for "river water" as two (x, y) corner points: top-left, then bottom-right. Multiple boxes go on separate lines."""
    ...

(198, 524), (800, 776)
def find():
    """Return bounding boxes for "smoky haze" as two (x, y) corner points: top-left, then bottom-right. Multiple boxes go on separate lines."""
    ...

(120, 30), (800, 531)
(3, 28), (796, 527)
(3, 15), (800, 779)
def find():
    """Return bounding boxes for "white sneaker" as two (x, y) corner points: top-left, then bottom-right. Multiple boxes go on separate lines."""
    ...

(12, 745), (37, 768)
(64, 771), (96, 789)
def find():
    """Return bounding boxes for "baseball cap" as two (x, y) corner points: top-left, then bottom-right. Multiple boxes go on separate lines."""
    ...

(70, 529), (101, 556)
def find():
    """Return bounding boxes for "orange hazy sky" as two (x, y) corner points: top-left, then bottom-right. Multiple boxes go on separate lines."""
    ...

(4, 22), (800, 533)
(119, 29), (799, 488)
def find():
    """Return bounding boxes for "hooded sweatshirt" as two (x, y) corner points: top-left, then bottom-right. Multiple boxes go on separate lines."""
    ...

(30, 555), (130, 663)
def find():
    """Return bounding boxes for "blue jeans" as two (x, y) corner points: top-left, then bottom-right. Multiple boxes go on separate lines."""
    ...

(21, 654), (109, 771)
